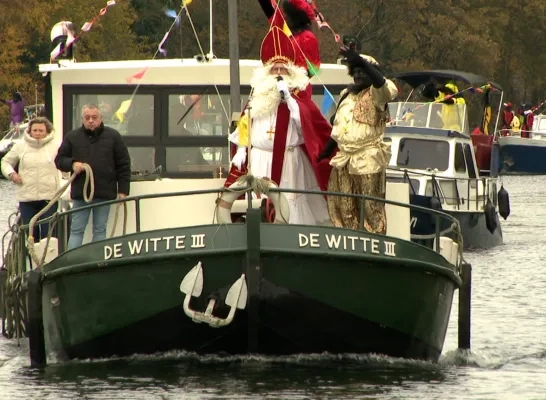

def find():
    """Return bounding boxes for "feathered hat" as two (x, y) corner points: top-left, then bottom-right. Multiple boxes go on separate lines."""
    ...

(260, 26), (297, 66)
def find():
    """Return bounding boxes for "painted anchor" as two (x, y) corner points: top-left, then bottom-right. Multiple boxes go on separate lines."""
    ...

(179, 261), (248, 328)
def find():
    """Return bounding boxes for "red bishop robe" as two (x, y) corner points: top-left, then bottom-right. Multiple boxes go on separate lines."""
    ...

(223, 90), (333, 193)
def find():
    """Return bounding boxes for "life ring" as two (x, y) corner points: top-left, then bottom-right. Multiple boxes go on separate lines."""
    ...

(216, 179), (290, 224)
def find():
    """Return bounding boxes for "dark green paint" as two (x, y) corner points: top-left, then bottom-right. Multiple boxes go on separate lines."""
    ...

(41, 222), (461, 358)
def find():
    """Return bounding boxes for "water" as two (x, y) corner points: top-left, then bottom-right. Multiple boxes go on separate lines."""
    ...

(1, 176), (545, 400)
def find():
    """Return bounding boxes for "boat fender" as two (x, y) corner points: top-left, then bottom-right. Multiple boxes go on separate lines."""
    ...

(216, 180), (290, 224)
(430, 197), (442, 210)
(497, 186), (510, 220)
(484, 199), (497, 234)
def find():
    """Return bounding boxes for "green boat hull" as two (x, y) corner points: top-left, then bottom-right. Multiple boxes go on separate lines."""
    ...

(40, 213), (461, 363)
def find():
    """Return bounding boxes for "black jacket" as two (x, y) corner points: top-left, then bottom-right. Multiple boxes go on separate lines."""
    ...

(55, 124), (131, 200)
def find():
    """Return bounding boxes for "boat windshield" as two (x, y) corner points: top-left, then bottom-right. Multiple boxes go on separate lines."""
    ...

(388, 102), (468, 134)
(2, 124), (25, 141)
(534, 115), (546, 134)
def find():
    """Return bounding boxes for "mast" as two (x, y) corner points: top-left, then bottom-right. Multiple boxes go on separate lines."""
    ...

(228, 0), (241, 118)
(209, 0), (214, 58)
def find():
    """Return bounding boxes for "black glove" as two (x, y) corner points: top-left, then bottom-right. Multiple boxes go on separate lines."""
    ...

(317, 138), (337, 162)
(340, 47), (364, 67)
(340, 47), (385, 88)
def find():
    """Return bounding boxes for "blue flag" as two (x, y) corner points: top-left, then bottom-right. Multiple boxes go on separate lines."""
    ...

(321, 87), (335, 115)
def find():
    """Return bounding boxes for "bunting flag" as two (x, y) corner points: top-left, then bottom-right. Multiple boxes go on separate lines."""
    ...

(158, 32), (170, 57)
(156, 2), (192, 58)
(282, 22), (292, 37)
(114, 99), (132, 122)
(321, 87), (335, 115)
(306, 59), (320, 77)
(126, 67), (148, 84)
(164, 8), (181, 26)
(533, 99), (546, 114)
(51, 0), (117, 62)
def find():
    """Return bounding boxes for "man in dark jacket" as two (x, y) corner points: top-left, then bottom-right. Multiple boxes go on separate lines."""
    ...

(55, 104), (131, 249)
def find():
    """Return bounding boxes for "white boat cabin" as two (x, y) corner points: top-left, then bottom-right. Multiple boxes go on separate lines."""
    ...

(39, 57), (352, 180)
(24, 58), (462, 266)
(532, 114), (546, 138)
(384, 101), (498, 212)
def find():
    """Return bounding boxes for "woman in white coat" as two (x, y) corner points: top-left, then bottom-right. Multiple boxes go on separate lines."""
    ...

(1, 117), (60, 242)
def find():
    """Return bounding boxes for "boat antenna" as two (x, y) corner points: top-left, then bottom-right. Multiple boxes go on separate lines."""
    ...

(179, 12), (183, 58)
(34, 83), (38, 118)
(209, 0), (214, 58)
(228, 0), (240, 117)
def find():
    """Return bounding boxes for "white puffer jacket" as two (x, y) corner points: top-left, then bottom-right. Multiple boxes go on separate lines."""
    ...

(1, 131), (61, 202)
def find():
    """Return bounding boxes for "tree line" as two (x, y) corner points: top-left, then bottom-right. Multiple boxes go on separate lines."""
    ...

(0, 0), (544, 129)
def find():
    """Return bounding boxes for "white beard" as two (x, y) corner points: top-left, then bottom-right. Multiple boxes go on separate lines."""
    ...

(248, 63), (310, 119)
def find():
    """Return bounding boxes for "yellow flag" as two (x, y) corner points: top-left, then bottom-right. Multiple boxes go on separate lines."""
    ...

(183, 0), (192, 6)
(114, 100), (132, 123)
(237, 113), (249, 147)
(282, 22), (292, 37)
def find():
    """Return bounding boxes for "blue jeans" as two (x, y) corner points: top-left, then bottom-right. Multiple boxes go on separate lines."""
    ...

(19, 201), (58, 242)
(67, 199), (111, 250)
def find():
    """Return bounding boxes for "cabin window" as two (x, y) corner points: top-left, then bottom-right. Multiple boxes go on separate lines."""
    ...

(454, 143), (466, 173)
(396, 139), (449, 171)
(63, 84), (346, 178)
(128, 147), (156, 173)
(165, 146), (227, 175)
(438, 180), (459, 205)
(424, 180), (458, 205)
(463, 144), (477, 179)
(72, 94), (155, 137)
(167, 94), (249, 137)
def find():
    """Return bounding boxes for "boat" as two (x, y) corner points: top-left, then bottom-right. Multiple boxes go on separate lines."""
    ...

(0, 103), (44, 172)
(0, 123), (27, 163)
(384, 70), (510, 250)
(497, 112), (546, 174)
(1, 2), (470, 366)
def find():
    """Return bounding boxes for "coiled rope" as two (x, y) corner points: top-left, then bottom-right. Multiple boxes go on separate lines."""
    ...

(25, 163), (127, 268)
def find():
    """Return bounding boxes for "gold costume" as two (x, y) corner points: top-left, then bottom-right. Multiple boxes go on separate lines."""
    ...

(327, 81), (397, 234)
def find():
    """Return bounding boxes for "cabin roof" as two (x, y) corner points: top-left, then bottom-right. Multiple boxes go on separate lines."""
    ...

(390, 70), (503, 92)
(39, 58), (269, 72)
(385, 126), (470, 139)
(38, 57), (352, 86)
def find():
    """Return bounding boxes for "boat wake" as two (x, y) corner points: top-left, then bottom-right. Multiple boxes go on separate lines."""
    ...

(440, 347), (546, 369)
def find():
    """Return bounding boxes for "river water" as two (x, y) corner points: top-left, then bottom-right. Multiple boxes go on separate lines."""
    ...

(0, 176), (545, 399)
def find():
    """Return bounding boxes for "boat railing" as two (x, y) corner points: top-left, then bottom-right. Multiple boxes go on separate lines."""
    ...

(387, 167), (497, 211)
(6, 186), (463, 266)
